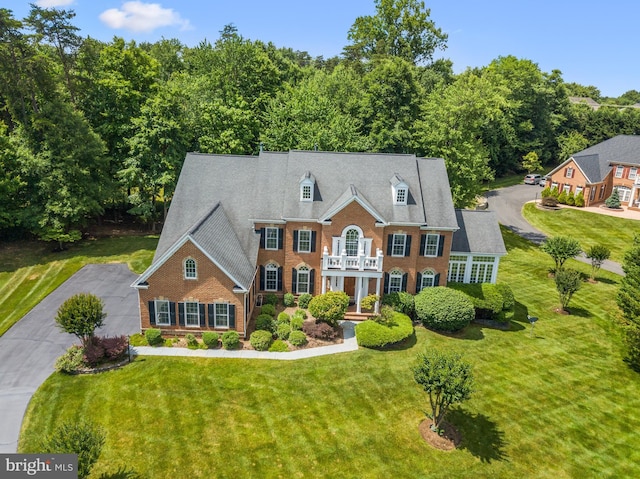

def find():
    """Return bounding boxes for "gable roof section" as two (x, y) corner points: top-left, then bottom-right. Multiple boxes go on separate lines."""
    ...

(451, 210), (506, 256)
(318, 184), (386, 224)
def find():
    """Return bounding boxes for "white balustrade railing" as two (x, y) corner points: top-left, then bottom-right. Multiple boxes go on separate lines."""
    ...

(321, 246), (384, 272)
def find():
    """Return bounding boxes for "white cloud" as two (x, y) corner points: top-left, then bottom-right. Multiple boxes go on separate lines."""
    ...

(99, 1), (192, 33)
(35, 0), (76, 6)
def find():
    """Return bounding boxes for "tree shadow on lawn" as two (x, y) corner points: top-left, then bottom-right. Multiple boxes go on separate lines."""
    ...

(449, 409), (508, 463)
(563, 306), (592, 318)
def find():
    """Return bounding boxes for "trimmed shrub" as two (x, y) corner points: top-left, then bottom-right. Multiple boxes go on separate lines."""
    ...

(449, 283), (514, 323)
(360, 294), (379, 312)
(415, 287), (475, 332)
(264, 293), (279, 306)
(495, 283), (515, 310)
(288, 330), (307, 347)
(540, 186), (552, 198)
(145, 328), (163, 346)
(221, 330), (240, 350)
(541, 196), (558, 207)
(356, 312), (414, 348)
(55, 345), (85, 373)
(574, 191), (585, 207)
(40, 421), (105, 479)
(202, 332), (219, 348)
(302, 321), (339, 340)
(128, 333), (147, 346)
(276, 322), (291, 340)
(283, 292), (295, 307)
(550, 186), (560, 198)
(83, 340), (105, 367)
(269, 339), (289, 352)
(277, 312), (291, 324)
(298, 293), (312, 309)
(557, 190), (568, 204)
(381, 291), (415, 318)
(255, 314), (276, 333)
(99, 336), (128, 360)
(293, 309), (307, 320)
(605, 188), (621, 208)
(250, 330), (273, 351)
(260, 304), (276, 317)
(290, 315), (304, 331)
(566, 191), (575, 206)
(186, 333), (198, 349)
(308, 291), (349, 327)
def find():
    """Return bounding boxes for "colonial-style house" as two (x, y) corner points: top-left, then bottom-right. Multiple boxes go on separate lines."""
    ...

(546, 135), (640, 208)
(131, 151), (506, 337)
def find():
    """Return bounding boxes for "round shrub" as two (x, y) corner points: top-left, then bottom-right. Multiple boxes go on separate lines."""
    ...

(264, 293), (279, 306)
(255, 314), (275, 333)
(221, 330), (240, 350)
(283, 292), (295, 307)
(202, 331), (219, 348)
(277, 312), (291, 324)
(185, 333), (198, 349)
(55, 345), (85, 373)
(574, 191), (585, 207)
(144, 328), (163, 346)
(269, 339), (289, 352)
(308, 291), (349, 327)
(250, 330), (273, 351)
(276, 322), (291, 340)
(293, 309), (307, 320)
(288, 330), (307, 347)
(415, 287), (474, 332)
(495, 283), (515, 310)
(381, 291), (415, 318)
(290, 315), (304, 331)
(302, 321), (339, 340)
(260, 304), (276, 317)
(298, 293), (312, 309)
(355, 313), (414, 348)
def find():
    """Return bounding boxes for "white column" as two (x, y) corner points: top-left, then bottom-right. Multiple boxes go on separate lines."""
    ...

(356, 277), (362, 313)
(375, 277), (381, 314)
(322, 274), (327, 294)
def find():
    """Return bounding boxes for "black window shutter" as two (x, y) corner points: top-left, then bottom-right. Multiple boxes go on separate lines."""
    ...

(148, 301), (156, 325)
(292, 268), (297, 292)
(384, 273), (389, 294)
(259, 228), (265, 248)
(277, 266), (283, 291)
(293, 231), (298, 252)
(208, 304), (215, 327)
(309, 269), (315, 294)
(170, 302), (177, 326)
(278, 228), (284, 250)
(387, 234), (393, 255)
(405, 235), (412, 257)
(416, 272), (422, 294)
(178, 302), (185, 326)
(420, 234), (426, 256)
(260, 265), (265, 290)
(401, 273), (408, 292)
(435, 273), (440, 286)
(311, 231), (317, 252)
(199, 303), (206, 326)
(229, 304), (236, 328)
(437, 235), (445, 257)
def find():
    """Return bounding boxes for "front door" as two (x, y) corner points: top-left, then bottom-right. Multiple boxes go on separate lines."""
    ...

(344, 277), (356, 303)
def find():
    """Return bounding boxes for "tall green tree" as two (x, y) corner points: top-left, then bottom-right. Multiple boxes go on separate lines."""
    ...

(617, 237), (640, 371)
(557, 130), (589, 161)
(345, 0), (447, 65)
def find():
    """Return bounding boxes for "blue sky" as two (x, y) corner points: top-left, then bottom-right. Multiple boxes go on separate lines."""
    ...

(8, 0), (638, 97)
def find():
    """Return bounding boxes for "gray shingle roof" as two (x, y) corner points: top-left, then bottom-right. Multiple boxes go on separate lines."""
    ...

(451, 210), (506, 255)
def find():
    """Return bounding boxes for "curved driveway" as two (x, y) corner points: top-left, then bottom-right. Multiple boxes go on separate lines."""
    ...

(485, 184), (624, 275)
(0, 264), (139, 453)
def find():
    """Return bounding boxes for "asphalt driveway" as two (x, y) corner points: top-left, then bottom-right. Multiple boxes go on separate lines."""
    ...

(0, 264), (139, 453)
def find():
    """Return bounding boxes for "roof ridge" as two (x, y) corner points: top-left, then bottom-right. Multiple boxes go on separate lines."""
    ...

(189, 202), (221, 235)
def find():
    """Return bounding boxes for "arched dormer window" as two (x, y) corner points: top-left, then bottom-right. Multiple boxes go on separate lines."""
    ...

(184, 258), (197, 279)
(390, 173), (408, 205)
(300, 171), (315, 202)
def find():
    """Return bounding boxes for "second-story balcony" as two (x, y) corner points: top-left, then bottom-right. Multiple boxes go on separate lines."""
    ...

(322, 246), (384, 272)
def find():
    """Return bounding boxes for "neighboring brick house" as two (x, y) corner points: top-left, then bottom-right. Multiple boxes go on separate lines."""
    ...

(546, 135), (640, 208)
(131, 150), (506, 337)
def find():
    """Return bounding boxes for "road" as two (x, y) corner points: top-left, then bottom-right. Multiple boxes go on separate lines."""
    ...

(0, 264), (139, 453)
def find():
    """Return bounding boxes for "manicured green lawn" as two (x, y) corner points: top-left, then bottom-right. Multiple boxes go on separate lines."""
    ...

(483, 174), (526, 191)
(522, 202), (640, 263)
(0, 236), (157, 336)
(18, 229), (640, 478)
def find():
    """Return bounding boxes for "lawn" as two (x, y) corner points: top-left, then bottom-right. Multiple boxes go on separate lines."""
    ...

(522, 202), (640, 263)
(0, 236), (157, 336)
(18, 229), (640, 478)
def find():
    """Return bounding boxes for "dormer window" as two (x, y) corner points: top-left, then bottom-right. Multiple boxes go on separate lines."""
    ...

(390, 173), (408, 205)
(300, 171), (315, 202)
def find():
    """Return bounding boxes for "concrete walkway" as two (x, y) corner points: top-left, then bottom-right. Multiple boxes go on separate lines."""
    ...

(132, 321), (359, 360)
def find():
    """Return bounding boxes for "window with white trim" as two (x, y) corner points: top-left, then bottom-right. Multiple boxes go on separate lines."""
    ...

(576, 186), (583, 195)
(469, 256), (495, 283)
(395, 187), (407, 205)
(388, 269), (403, 293)
(630, 168), (638, 180)
(301, 184), (312, 201)
(296, 265), (310, 294)
(599, 185), (606, 199)
(566, 167), (574, 178)
(184, 258), (197, 279)
(615, 165), (624, 178)
(185, 301), (200, 327)
(392, 234), (406, 257)
(265, 227), (279, 250)
(448, 255), (467, 283)
(420, 269), (436, 289)
(563, 184), (571, 193)
(618, 186), (632, 203)
(551, 182), (559, 190)
(265, 263), (278, 291)
(298, 230), (311, 253)
(214, 303), (229, 328)
(423, 234), (439, 257)
(345, 228), (360, 256)
(155, 300), (171, 326)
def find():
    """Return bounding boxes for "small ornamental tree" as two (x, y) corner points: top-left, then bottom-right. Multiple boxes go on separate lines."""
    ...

(586, 245), (611, 281)
(412, 350), (474, 430)
(40, 421), (105, 479)
(555, 268), (582, 312)
(540, 236), (582, 272)
(308, 291), (349, 327)
(55, 293), (106, 348)
(605, 187), (621, 209)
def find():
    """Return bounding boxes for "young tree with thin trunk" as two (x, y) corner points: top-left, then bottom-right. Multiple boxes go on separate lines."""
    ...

(540, 236), (582, 272)
(555, 268), (582, 312)
(586, 245), (611, 281)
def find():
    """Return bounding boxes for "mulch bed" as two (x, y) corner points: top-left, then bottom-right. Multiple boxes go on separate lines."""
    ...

(418, 419), (462, 451)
